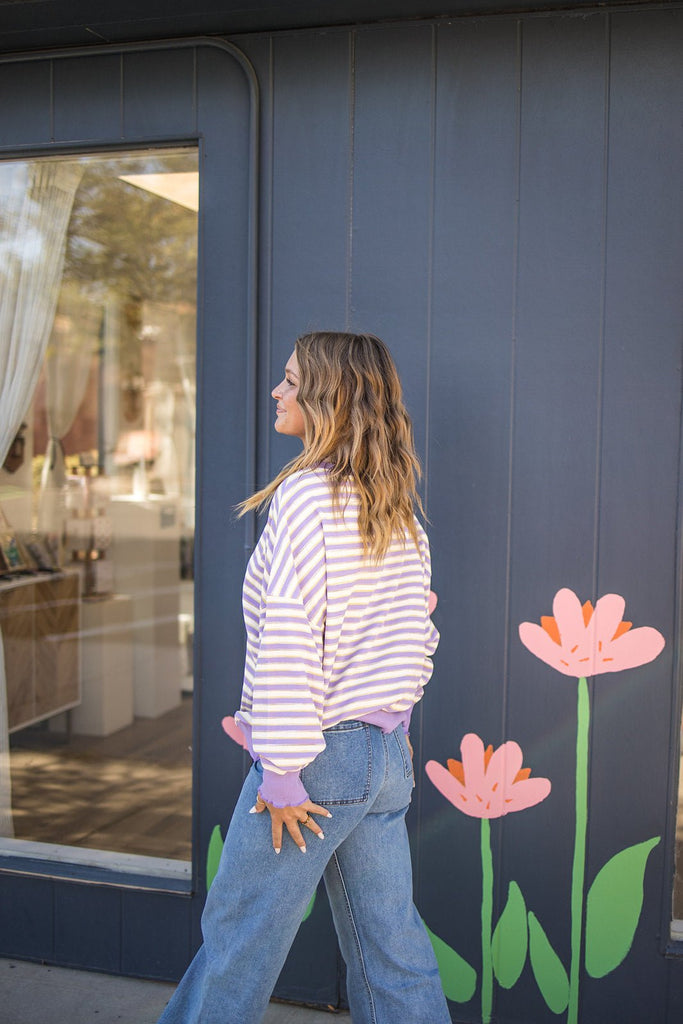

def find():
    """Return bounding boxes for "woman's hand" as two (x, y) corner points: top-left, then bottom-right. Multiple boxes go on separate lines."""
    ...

(406, 735), (416, 788)
(251, 794), (332, 854)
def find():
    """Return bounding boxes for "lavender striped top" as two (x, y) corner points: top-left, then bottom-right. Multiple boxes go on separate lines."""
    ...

(234, 466), (439, 806)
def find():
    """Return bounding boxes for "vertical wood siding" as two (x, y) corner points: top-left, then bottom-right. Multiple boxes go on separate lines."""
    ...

(241, 10), (683, 1019)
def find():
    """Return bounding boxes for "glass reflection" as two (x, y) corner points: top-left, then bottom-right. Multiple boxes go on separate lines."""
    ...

(0, 149), (197, 864)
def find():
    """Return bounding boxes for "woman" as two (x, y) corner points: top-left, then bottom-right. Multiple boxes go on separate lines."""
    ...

(158, 332), (450, 1024)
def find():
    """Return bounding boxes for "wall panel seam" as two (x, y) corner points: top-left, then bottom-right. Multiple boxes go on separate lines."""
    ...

(264, 34), (274, 481)
(49, 59), (54, 142)
(415, 18), (439, 899)
(592, 13), (610, 601)
(193, 45), (198, 133)
(119, 51), (124, 137)
(424, 20), (437, 520)
(503, 17), (524, 723)
(345, 28), (356, 330)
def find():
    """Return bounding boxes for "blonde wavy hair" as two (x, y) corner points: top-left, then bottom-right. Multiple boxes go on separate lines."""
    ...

(238, 332), (424, 560)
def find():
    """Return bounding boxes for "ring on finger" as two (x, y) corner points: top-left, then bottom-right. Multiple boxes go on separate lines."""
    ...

(299, 814), (310, 825)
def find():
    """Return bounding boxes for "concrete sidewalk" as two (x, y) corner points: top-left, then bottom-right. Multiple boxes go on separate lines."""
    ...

(0, 958), (348, 1024)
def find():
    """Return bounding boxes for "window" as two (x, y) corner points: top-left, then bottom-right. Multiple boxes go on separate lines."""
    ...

(0, 148), (198, 867)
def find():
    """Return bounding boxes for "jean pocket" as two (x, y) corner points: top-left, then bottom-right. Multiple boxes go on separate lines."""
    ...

(393, 729), (414, 780)
(301, 725), (372, 805)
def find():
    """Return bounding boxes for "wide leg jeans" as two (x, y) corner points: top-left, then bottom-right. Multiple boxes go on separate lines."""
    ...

(157, 721), (451, 1024)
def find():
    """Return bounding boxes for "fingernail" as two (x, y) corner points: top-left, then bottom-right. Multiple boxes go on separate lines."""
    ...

(325, 811), (332, 818)
(317, 831), (325, 840)
(299, 844), (307, 854)
(274, 847), (281, 855)
(249, 806), (258, 814)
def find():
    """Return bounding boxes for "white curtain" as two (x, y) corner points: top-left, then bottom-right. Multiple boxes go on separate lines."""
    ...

(178, 352), (196, 528)
(0, 162), (83, 463)
(38, 304), (95, 533)
(0, 160), (83, 837)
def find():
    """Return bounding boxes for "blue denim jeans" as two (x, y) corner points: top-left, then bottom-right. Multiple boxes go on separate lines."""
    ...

(157, 721), (451, 1024)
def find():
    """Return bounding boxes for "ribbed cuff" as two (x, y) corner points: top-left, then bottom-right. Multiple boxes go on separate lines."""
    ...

(258, 768), (309, 808)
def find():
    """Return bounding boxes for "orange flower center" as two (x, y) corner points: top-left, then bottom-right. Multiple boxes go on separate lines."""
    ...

(447, 749), (533, 786)
(541, 616), (561, 645)
(541, 600), (632, 645)
(613, 620), (632, 639)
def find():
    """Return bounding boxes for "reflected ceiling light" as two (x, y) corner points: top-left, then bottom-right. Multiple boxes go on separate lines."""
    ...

(119, 172), (199, 211)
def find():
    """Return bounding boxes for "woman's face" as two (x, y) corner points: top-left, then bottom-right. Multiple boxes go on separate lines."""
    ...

(272, 350), (306, 441)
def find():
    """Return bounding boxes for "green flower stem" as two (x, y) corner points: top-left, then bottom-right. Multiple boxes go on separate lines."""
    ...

(568, 676), (590, 1024)
(481, 816), (494, 1024)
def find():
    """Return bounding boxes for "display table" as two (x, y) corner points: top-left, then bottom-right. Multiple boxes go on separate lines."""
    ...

(0, 571), (81, 733)
(109, 496), (182, 718)
(71, 594), (134, 736)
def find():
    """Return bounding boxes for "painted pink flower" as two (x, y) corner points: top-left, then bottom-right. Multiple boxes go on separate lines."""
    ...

(426, 733), (551, 819)
(221, 715), (249, 750)
(518, 588), (665, 678)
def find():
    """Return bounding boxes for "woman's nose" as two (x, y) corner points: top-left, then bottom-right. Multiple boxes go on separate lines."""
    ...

(271, 381), (282, 399)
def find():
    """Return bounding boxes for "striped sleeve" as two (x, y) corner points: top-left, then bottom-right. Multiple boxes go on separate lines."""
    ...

(414, 526), (439, 706)
(247, 478), (327, 802)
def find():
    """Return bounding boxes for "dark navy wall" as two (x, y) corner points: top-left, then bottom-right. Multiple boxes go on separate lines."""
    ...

(240, 10), (683, 1021)
(0, 7), (681, 1020)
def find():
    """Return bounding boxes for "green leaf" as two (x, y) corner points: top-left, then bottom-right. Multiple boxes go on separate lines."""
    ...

(585, 836), (660, 979)
(492, 881), (528, 989)
(424, 923), (477, 1003)
(302, 888), (317, 922)
(528, 912), (569, 1014)
(206, 825), (224, 892)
